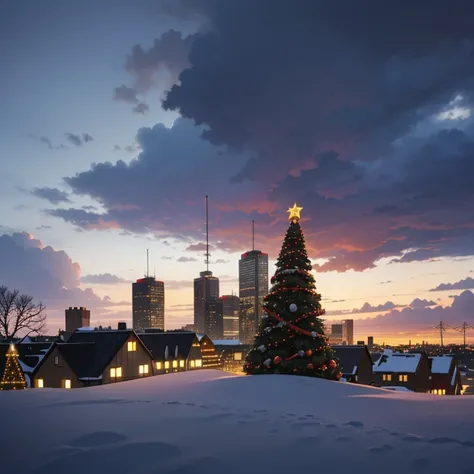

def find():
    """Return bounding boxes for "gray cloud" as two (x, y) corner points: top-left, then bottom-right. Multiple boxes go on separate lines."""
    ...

(177, 256), (197, 263)
(430, 277), (474, 292)
(133, 102), (150, 114)
(114, 85), (139, 103)
(31, 187), (71, 205)
(65, 132), (94, 147)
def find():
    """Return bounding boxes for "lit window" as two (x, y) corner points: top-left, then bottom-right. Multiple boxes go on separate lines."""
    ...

(234, 352), (243, 361)
(195, 359), (202, 368)
(398, 374), (408, 382)
(127, 341), (137, 352)
(63, 379), (71, 389)
(36, 378), (44, 388)
(110, 367), (116, 378)
(179, 360), (185, 368)
(172, 360), (178, 368)
(190, 360), (195, 368)
(110, 367), (122, 378)
(139, 364), (149, 375)
(164, 361), (170, 369)
(382, 374), (392, 381)
(116, 367), (122, 377)
(156, 362), (162, 370)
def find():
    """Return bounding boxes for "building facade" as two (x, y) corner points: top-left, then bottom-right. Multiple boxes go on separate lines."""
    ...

(194, 270), (220, 335)
(65, 307), (90, 333)
(239, 250), (268, 344)
(132, 277), (165, 332)
(221, 295), (240, 340)
(324, 319), (354, 345)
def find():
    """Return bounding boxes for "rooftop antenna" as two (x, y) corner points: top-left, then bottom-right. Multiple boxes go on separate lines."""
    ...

(154, 267), (156, 279)
(205, 195), (210, 272)
(252, 219), (255, 251)
(146, 249), (149, 278)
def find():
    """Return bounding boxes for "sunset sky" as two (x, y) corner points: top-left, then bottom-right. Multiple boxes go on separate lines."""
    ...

(2, 0), (474, 344)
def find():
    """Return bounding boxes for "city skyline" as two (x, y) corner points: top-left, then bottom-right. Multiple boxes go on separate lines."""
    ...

(2, 1), (474, 345)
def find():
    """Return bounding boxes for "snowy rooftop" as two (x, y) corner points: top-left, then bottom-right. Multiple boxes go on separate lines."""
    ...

(373, 350), (422, 373)
(212, 339), (241, 346)
(2, 370), (474, 474)
(430, 355), (454, 374)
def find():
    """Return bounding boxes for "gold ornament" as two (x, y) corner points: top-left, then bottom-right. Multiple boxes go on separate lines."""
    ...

(287, 203), (303, 222)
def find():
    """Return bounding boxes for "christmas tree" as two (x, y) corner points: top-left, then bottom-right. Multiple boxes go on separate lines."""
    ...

(0, 344), (27, 390)
(244, 203), (341, 380)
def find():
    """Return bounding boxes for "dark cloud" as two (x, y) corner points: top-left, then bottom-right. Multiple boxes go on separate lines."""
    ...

(430, 277), (474, 292)
(177, 256), (197, 262)
(114, 85), (139, 103)
(132, 102), (150, 114)
(0, 233), (117, 326)
(50, 1), (474, 272)
(113, 144), (121, 151)
(31, 187), (71, 205)
(357, 290), (474, 326)
(65, 132), (94, 147)
(186, 242), (212, 252)
(409, 298), (437, 309)
(28, 134), (67, 150)
(80, 273), (128, 285)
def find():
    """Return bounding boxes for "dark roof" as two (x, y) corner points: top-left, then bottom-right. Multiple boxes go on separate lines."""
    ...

(137, 332), (198, 360)
(333, 345), (373, 375)
(16, 342), (54, 373)
(57, 342), (97, 378)
(67, 330), (134, 377)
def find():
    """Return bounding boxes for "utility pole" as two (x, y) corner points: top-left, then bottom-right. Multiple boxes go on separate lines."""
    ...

(434, 321), (447, 347)
(454, 322), (473, 351)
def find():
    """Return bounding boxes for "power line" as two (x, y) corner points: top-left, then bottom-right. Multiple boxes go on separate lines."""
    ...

(453, 322), (474, 350)
(433, 321), (449, 347)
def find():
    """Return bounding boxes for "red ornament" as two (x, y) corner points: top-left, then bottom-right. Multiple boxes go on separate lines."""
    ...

(320, 364), (327, 371)
(305, 349), (313, 357)
(273, 356), (282, 365)
(307, 363), (314, 369)
(328, 360), (337, 369)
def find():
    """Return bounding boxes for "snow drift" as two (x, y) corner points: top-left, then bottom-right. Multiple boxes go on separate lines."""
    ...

(2, 370), (473, 474)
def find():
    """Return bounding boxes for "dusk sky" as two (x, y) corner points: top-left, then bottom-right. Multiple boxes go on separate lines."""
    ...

(2, 0), (474, 344)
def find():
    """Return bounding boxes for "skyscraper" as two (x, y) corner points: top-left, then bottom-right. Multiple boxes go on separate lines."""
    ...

(221, 294), (240, 340)
(132, 277), (165, 332)
(194, 271), (220, 336)
(239, 250), (268, 344)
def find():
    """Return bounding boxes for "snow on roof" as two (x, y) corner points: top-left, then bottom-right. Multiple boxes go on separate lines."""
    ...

(373, 351), (421, 373)
(431, 356), (453, 374)
(212, 339), (241, 346)
(451, 367), (457, 386)
(76, 327), (96, 332)
(78, 375), (103, 381)
(384, 386), (413, 392)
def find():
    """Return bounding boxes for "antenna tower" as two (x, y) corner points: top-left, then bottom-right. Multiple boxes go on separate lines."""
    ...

(146, 249), (149, 278)
(205, 195), (210, 271)
(252, 220), (255, 251)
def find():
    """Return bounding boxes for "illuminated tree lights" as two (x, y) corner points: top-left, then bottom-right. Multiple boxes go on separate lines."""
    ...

(0, 344), (27, 390)
(244, 204), (341, 380)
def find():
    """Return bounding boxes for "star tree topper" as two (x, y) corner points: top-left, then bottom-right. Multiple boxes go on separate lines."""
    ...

(287, 203), (303, 222)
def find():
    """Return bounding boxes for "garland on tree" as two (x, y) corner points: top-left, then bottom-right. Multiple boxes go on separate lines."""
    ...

(0, 344), (27, 391)
(244, 203), (341, 380)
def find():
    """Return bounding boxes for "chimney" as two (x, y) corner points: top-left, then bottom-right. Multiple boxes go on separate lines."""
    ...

(118, 322), (127, 330)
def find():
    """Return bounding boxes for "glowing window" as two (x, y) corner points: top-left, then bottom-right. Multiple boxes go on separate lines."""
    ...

(110, 367), (122, 378)
(234, 352), (243, 361)
(172, 360), (178, 368)
(36, 378), (44, 388)
(164, 361), (170, 369)
(179, 360), (185, 368)
(156, 362), (162, 370)
(116, 367), (122, 377)
(190, 360), (195, 368)
(195, 359), (202, 368)
(63, 379), (71, 389)
(382, 374), (392, 381)
(127, 341), (137, 352)
(139, 364), (149, 375)
(398, 374), (408, 382)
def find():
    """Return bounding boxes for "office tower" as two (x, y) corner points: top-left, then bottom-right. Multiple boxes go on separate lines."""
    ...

(221, 295), (240, 340)
(133, 277), (165, 332)
(324, 319), (354, 345)
(193, 196), (221, 336)
(367, 336), (374, 351)
(239, 250), (269, 344)
(65, 307), (90, 333)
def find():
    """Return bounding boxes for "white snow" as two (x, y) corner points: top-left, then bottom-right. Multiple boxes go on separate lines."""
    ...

(451, 367), (457, 386)
(373, 351), (421, 373)
(2, 370), (474, 474)
(431, 355), (453, 374)
(212, 339), (241, 345)
(78, 376), (103, 381)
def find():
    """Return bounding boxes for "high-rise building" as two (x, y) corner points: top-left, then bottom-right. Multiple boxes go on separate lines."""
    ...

(65, 307), (90, 333)
(132, 277), (165, 332)
(324, 319), (354, 345)
(221, 295), (240, 340)
(239, 250), (269, 344)
(194, 271), (220, 336)
(206, 297), (224, 340)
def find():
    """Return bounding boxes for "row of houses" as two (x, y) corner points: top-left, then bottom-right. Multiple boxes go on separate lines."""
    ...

(0, 324), (220, 389)
(334, 346), (462, 395)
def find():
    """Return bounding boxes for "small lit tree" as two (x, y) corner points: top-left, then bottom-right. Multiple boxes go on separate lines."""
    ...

(0, 344), (27, 390)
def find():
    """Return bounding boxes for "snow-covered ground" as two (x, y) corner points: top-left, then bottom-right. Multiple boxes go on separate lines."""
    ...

(2, 370), (474, 474)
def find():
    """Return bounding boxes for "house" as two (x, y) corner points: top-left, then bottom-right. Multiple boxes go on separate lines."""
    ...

(212, 340), (251, 372)
(66, 323), (154, 385)
(430, 355), (462, 395)
(137, 331), (203, 374)
(373, 349), (431, 392)
(332, 345), (374, 385)
(197, 334), (221, 368)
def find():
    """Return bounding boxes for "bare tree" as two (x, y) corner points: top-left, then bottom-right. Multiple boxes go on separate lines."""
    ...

(0, 286), (46, 341)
